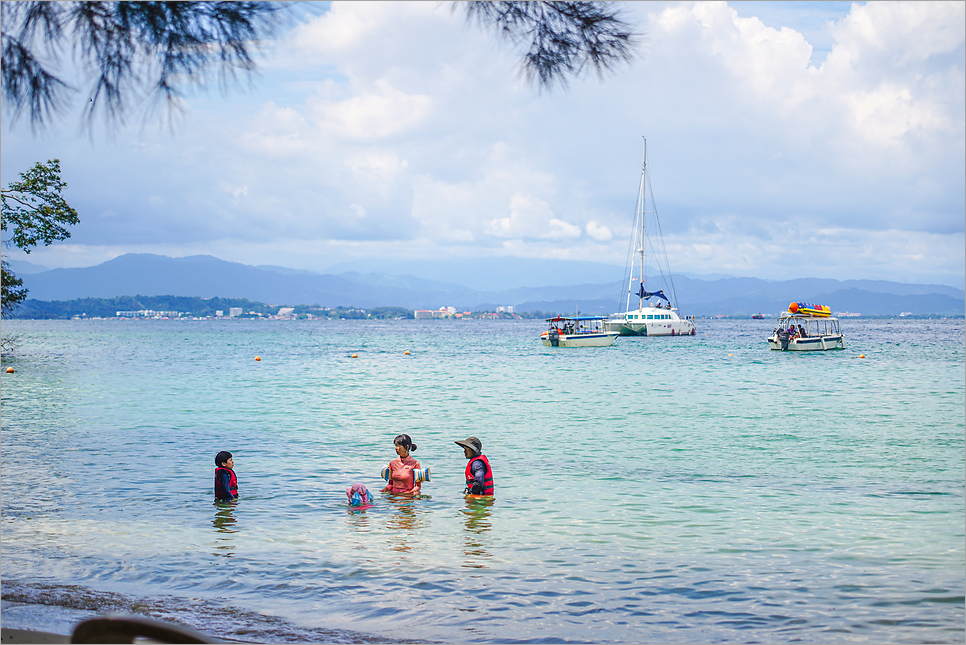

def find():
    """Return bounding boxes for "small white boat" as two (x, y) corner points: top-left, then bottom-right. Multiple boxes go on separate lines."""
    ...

(767, 302), (845, 351)
(541, 316), (619, 348)
(607, 138), (696, 338)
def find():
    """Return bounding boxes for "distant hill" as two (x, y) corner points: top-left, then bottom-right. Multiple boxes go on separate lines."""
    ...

(12, 253), (965, 316)
(324, 256), (626, 291)
(5, 258), (51, 275)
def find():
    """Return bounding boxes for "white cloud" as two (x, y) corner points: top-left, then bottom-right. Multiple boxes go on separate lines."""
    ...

(585, 220), (613, 242)
(487, 194), (581, 240)
(310, 78), (433, 141)
(1, 1), (962, 287)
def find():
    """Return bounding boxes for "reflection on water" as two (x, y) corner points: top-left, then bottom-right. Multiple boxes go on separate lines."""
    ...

(461, 496), (494, 567)
(344, 505), (374, 556)
(384, 494), (428, 553)
(211, 501), (237, 558)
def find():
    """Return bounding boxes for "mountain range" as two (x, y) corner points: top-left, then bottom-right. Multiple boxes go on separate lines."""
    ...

(9, 253), (965, 316)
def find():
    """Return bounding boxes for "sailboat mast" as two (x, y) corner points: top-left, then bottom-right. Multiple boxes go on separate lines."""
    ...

(638, 138), (646, 310)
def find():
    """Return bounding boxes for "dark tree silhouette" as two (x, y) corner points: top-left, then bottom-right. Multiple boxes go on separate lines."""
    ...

(462, 1), (638, 90)
(2, 1), (638, 134)
(1, 1), (282, 132)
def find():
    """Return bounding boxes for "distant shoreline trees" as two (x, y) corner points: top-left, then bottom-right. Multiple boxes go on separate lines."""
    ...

(5, 296), (562, 320)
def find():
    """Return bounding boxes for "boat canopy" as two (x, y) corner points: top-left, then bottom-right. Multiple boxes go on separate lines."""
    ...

(545, 316), (608, 322)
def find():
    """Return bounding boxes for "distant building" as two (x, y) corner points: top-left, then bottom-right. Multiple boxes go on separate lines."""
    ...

(414, 310), (433, 319)
(215, 310), (224, 317)
(277, 307), (295, 317)
(115, 310), (180, 319)
(229, 307), (243, 318)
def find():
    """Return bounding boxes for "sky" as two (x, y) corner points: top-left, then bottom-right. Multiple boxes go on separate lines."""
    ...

(2, 1), (964, 288)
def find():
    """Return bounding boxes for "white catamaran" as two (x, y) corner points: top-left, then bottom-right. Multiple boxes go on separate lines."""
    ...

(605, 139), (696, 337)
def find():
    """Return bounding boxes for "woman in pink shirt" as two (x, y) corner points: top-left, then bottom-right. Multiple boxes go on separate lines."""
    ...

(381, 434), (421, 495)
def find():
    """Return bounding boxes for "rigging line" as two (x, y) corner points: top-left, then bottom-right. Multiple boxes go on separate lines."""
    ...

(645, 168), (679, 309)
(618, 172), (641, 312)
(621, 171), (645, 313)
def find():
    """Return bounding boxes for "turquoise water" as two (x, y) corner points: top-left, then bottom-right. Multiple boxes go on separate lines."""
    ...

(1, 318), (963, 643)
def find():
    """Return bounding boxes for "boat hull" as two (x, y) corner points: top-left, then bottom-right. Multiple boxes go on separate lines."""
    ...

(605, 310), (696, 337)
(541, 332), (618, 348)
(767, 334), (845, 351)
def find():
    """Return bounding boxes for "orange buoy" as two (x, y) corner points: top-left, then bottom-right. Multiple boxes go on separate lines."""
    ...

(404, 350), (411, 355)
(727, 353), (733, 357)
(255, 356), (261, 361)
(5, 367), (14, 373)
(859, 354), (865, 358)
(351, 353), (358, 358)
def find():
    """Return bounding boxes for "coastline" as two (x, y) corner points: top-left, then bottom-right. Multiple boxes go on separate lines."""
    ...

(0, 628), (70, 644)
(0, 599), (90, 643)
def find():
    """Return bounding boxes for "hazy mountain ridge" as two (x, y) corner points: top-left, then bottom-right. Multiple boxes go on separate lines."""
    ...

(14, 253), (965, 316)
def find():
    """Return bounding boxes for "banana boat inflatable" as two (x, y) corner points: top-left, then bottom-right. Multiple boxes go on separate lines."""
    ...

(787, 302), (831, 317)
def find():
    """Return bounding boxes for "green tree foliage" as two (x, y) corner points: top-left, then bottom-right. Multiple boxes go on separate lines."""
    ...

(1, 259), (27, 317)
(1, 159), (79, 317)
(1, 159), (79, 250)
(369, 306), (413, 319)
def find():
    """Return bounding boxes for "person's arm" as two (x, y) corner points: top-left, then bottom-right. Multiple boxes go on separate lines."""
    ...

(381, 461), (394, 492)
(469, 459), (486, 494)
(409, 460), (421, 494)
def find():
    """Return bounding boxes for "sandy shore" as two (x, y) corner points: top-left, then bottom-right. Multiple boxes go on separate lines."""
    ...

(0, 628), (70, 644)
(0, 599), (93, 641)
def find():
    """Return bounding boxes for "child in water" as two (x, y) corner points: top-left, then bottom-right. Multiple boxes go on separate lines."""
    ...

(381, 434), (421, 495)
(346, 483), (374, 508)
(214, 451), (238, 501)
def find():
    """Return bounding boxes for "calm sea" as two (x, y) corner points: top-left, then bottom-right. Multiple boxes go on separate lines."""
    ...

(1, 318), (963, 643)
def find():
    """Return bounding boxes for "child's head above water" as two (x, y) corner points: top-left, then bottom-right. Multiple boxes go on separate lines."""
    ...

(215, 451), (233, 468)
(346, 483), (373, 506)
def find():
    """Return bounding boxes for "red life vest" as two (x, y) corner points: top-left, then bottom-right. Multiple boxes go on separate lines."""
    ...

(464, 454), (494, 496)
(215, 467), (238, 499)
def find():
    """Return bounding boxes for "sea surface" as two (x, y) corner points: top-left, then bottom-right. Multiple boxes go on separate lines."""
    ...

(1, 318), (963, 643)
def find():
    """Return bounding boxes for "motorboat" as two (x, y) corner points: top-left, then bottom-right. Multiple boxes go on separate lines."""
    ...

(541, 316), (619, 347)
(605, 138), (696, 337)
(767, 302), (845, 351)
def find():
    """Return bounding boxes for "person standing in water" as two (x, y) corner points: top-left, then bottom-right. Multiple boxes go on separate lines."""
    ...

(455, 436), (494, 497)
(214, 451), (238, 501)
(381, 434), (422, 495)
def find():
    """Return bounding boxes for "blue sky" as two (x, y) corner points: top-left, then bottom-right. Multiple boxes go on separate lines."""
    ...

(2, 1), (964, 288)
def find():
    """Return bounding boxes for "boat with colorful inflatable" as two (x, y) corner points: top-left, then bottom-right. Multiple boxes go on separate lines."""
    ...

(767, 302), (844, 351)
